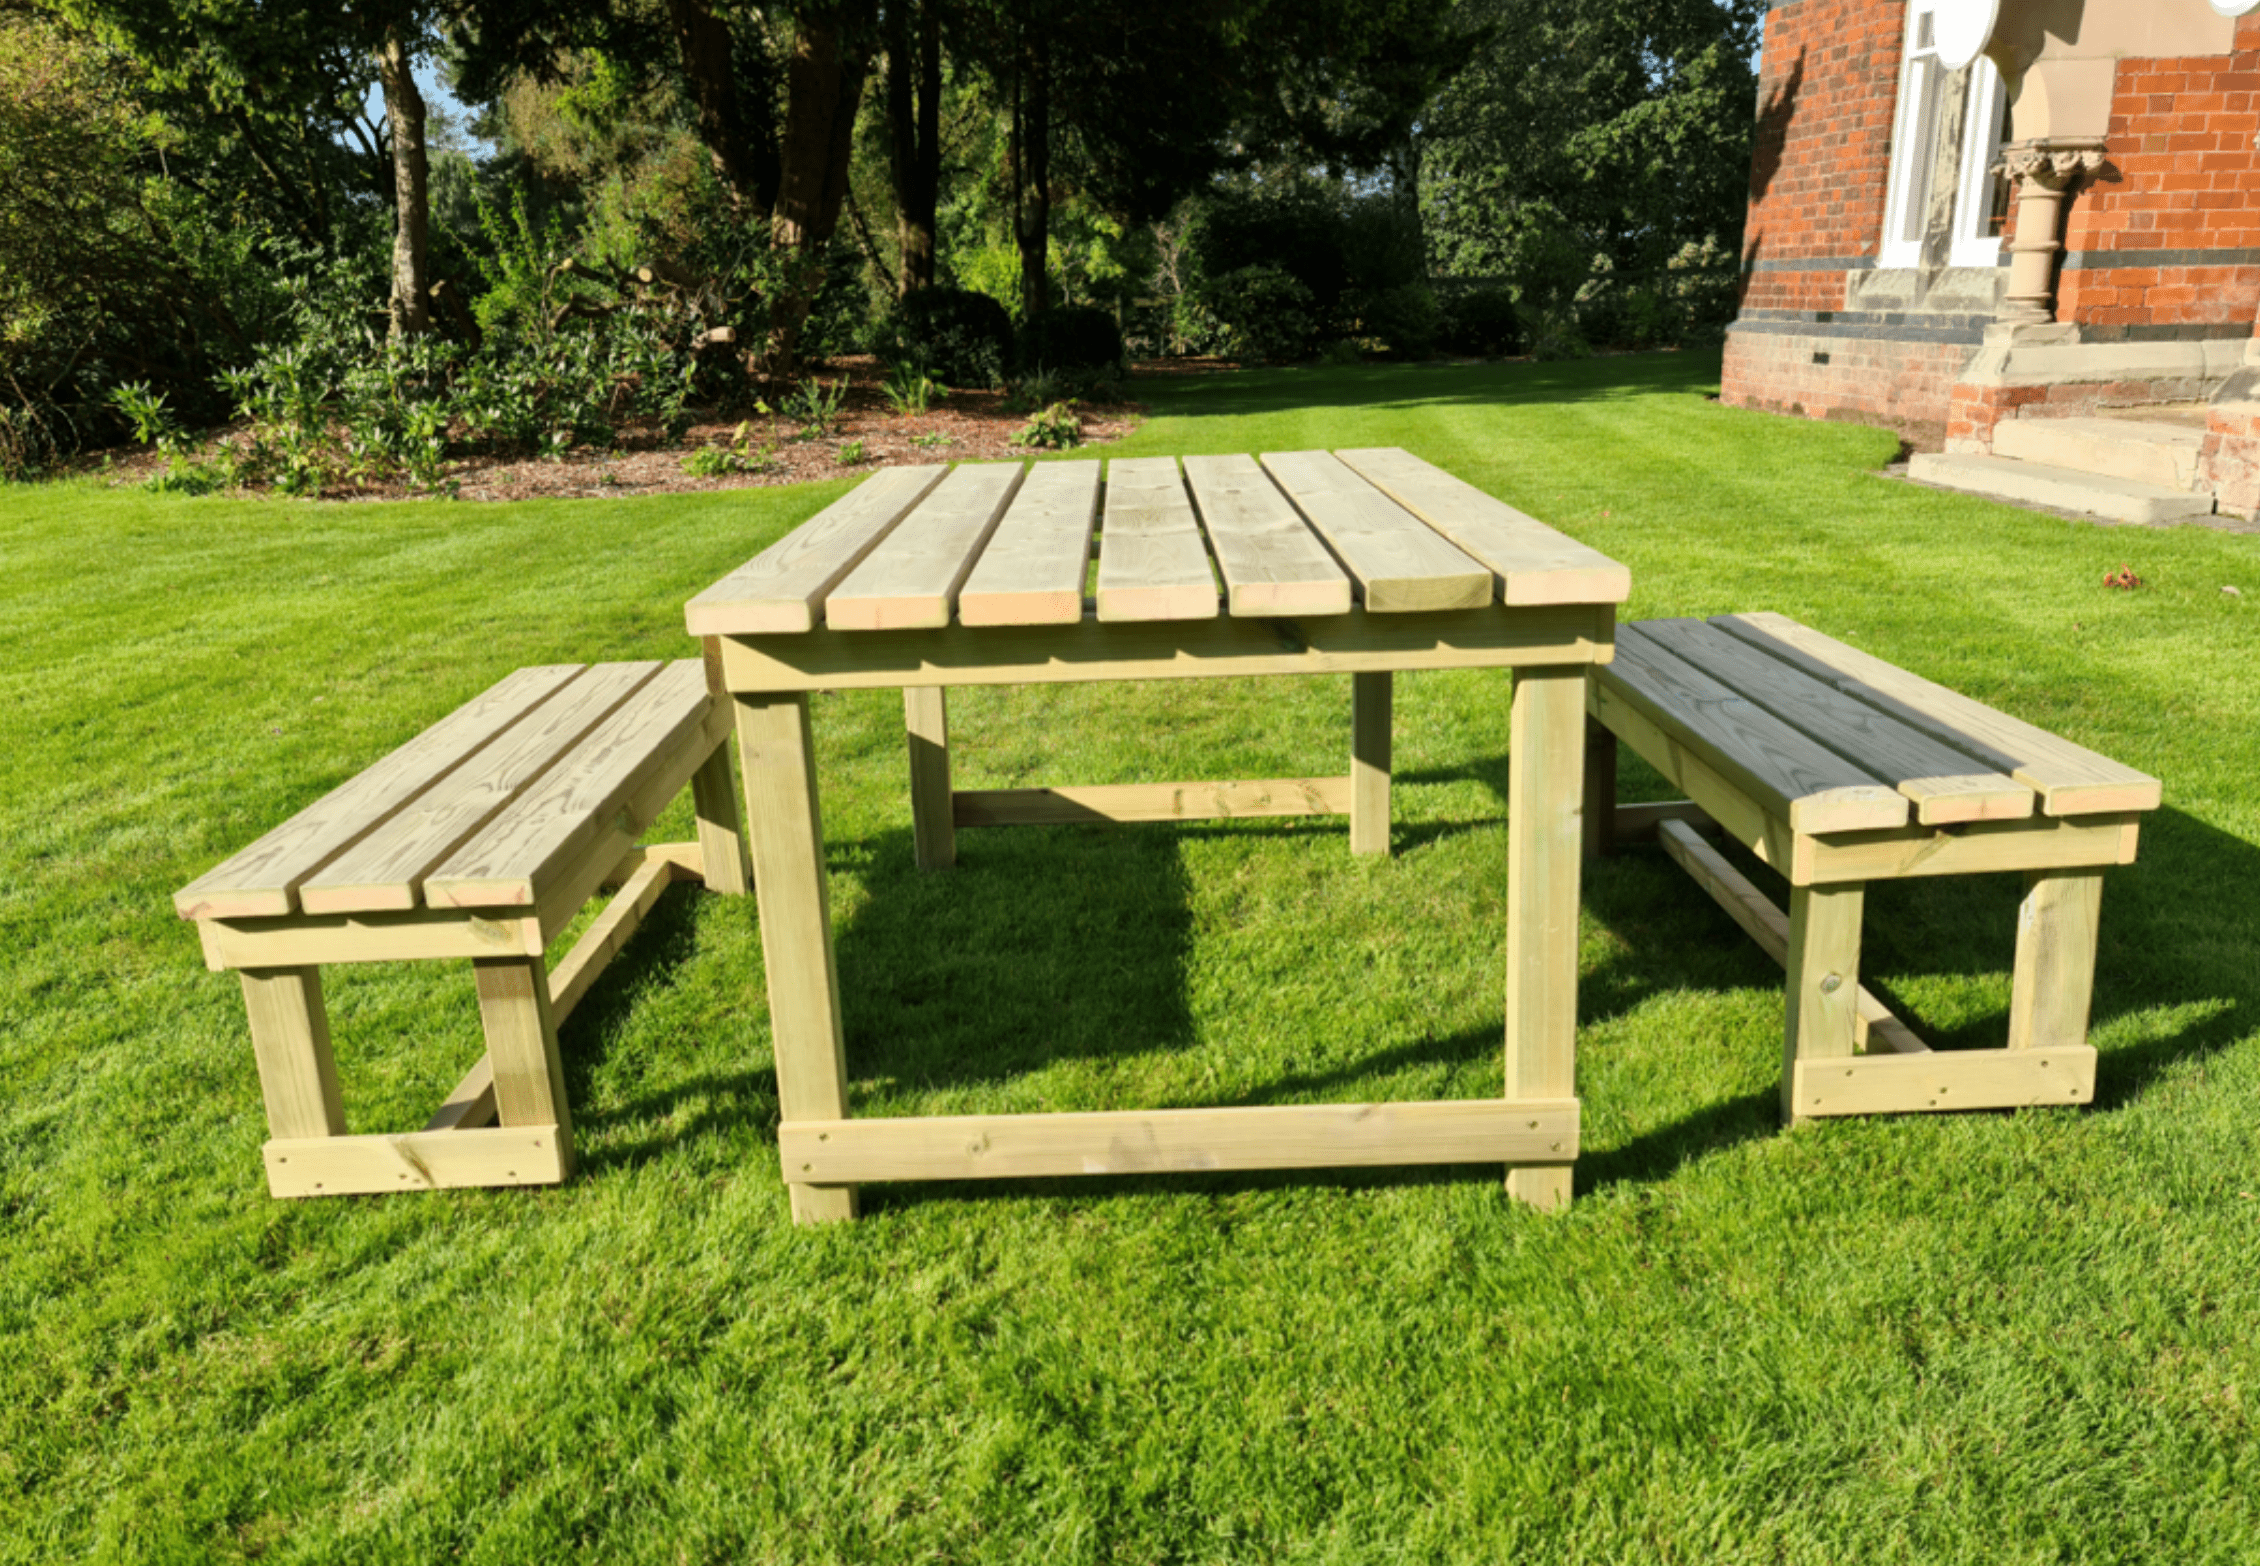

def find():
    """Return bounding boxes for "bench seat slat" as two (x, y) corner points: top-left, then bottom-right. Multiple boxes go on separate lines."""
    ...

(1181, 454), (1352, 617)
(1604, 627), (1910, 835)
(1259, 450), (1493, 612)
(1094, 457), (1220, 622)
(173, 666), (587, 920)
(1333, 447), (1631, 606)
(296, 662), (666, 914)
(424, 662), (715, 909)
(957, 460), (1101, 626)
(1711, 613), (2162, 817)
(684, 465), (948, 636)
(1635, 619), (2035, 826)
(825, 462), (1025, 630)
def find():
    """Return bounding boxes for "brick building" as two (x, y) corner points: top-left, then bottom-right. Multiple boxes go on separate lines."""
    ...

(1721, 0), (2260, 517)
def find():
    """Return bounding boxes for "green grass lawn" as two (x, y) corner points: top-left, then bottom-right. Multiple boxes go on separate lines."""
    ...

(5, 351), (2259, 1562)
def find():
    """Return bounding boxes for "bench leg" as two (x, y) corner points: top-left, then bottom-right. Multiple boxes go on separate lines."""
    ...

(2008, 869), (2104, 1051)
(905, 686), (956, 872)
(1783, 884), (1865, 1125)
(475, 956), (577, 1179)
(1350, 671), (1392, 856)
(738, 691), (860, 1224)
(1505, 667), (1586, 1212)
(241, 966), (346, 1141)
(1582, 717), (1617, 860)
(691, 738), (753, 896)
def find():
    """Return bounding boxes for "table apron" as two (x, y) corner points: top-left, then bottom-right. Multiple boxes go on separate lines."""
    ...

(717, 604), (1616, 692)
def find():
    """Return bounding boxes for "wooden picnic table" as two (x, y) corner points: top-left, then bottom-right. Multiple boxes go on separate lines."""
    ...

(686, 449), (1630, 1222)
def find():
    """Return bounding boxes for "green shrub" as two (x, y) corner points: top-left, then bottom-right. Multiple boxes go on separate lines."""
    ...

(1014, 306), (1124, 375)
(872, 287), (1013, 389)
(835, 439), (868, 465)
(1439, 286), (1524, 357)
(1319, 339), (1363, 366)
(1009, 400), (1082, 450)
(782, 375), (847, 439)
(1192, 265), (1319, 363)
(881, 361), (943, 416)
(1359, 282), (1443, 359)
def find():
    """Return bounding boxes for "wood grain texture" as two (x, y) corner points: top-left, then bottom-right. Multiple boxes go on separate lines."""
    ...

(1180, 453), (1352, 616)
(263, 1125), (567, 1198)
(420, 661), (711, 908)
(200, 904), (546, 970)
(546, 852), (681, 1027)
(2007, 869), (2103, 1052)
(825, 462), (1025, 630)
(298, 662), (663, 914)
(952, 776), (1351, 826)
(689, 739), (751, 896)
(1603, 627), (1908, 835)
(1783, 883), (1865, 1123)
(905, 686), (955, 870)
(175, 665), (585, 919)
(1636, 618), (2033, 826)
(1583, 718), (1618, 860)
(779, 1099), (1581, 1182)
(239, 967), (345, 1140)
(423, 1055), (497, 1132)
(1334, 447), (1631, 606)
(958, 460), (1100, 625)
(1505, 667), (1586, 1212)
(1259, 450), (1492, 612)
(1095, 457), (1218, 622)
(475, 957), (571, 1159)
(1802, 812), (2138, 886)
(1712, 612), (2161, 817)
(1351, 671), (1391, 854)
(1791, 1047), (2095, 1116)
(684, 464), (948, 635)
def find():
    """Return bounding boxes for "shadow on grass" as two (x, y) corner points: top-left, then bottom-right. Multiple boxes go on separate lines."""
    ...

(1136, 352), (1713, 423)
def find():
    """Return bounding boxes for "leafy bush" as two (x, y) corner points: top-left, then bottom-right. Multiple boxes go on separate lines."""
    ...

(872, 287), (1013, 389)
(1009, 401), (1083, 450)
(881, 361), (943, 416)
(1319, 339), (1363, 366)
(783, 375), (847, 439)
(1359, 283), (1444, 359)
(1014, 306), (1124, 375)
(1439, 286), (1524, 357)
(835, 439), (868, 465)
(1190, 265), (1319, 363)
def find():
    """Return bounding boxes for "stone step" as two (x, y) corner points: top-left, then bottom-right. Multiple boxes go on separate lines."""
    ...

(1908, 452), (2218, 524)
(1991, 416), (2204, 489)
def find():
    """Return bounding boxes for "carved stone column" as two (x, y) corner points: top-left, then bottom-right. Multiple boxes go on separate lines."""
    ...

(1997, 141), (2107, 325)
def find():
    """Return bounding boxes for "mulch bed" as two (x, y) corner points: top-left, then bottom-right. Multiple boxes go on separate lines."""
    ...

(91, 355), (1247, 504)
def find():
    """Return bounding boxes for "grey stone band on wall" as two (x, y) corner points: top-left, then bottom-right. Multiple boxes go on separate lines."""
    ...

(2059, 247), (2260, 271)
(1726, 317), (1990, 346)
(1741, 255), (1879, 274)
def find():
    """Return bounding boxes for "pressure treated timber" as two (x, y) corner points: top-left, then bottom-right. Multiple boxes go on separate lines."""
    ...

(684, 464), (947, 635)
(201, 904), (548, 970)
(1783, 883), (1866, 1123)
(718, 602), (1616, 692)
(825, 462), (1025, 630)
(424, 1056), (498, 1132)
(1582, 719), (1619, 859)
(1609, 800), (1719, 844)
(952, 776), (1353, 826)
(1607, 627), (1909, 836)
(1712, 613), (2161, 817)
(1656, 821), (1927, 1055)
(1504, 667), (1586, 1212)
(175, 665), (586, 919)
(546, 852), (681, 1025)
(688, 742), (751, 896)
(476, 956), (570, 1144)
(1791, 1047), (2096, 1117)
(958, 460), (1101, 626)
(2008, 870), (2104, 1052)
(1633, 618), (2033, 826)
(1095, 457), (1218, 622)
(241, 967), (346, 1139)
(300, 662), (664, 914)
(1588, 676), (1803, 876)
(1259, 450), (1492, 612)
(264, 1125), (568, 1198)
(905, 687), (955, 869)
(779, 1098), (1581, 1183)
(1334, 447), (1632, 606)
(1181, 453), (1353, 616)
(1350, 671), (1392, 854)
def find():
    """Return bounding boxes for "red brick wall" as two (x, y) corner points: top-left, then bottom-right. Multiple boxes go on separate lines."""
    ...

(2058, 15), (2260, 332)
(1723, 330), (1968, 433)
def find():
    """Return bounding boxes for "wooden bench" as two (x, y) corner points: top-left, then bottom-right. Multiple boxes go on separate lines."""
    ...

(1586, 613), (2160, 1123)
(173, 661), (749, 1198)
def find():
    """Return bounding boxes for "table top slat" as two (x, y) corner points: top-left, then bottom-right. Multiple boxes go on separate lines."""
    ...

(1711, 613), (2162, 817)
(1333, 446), (1631, 605)
(1260, 450), (1493, 612)
(297, 662), (666, 913)
(957, 460), (1102, 626)
(1095, 457), (1219, 622)
(1180, 454), (1352, 617)
(423, 661), (713, 908)
(1604, 626), (1910, 835)
(1635, 619), (2035, 825)
(825, 462), (1025, 630)
(684, 464), (947, 636)
(173, 665), (587, 920)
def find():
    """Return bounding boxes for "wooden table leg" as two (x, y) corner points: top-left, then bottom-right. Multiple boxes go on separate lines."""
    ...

(1783, 883), (1865, 1124)
(240, 966), (346, 1142)
(690, 739), (753, 896)
(2007, 869), (2103, 1051)
(1582, 717), (1617, 861)
(737, 691), (860, 1223)
(1505, 667), (1586, 1212)
(475, 955), (577, 1179)
(1350, 671), (1392, 856)
(905, 686), (956, 871)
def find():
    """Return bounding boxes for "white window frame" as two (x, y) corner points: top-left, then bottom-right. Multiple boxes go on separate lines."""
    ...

(1949, 58), (2012, 267)
(1879, 0), (1947, 269)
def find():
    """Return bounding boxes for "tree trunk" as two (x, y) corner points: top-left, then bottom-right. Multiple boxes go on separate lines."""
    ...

(376, 31), (431, 338)
(663, 0), (781, 216)
(1012, 29), (1050, 320)
(886, 0), (942, 295)
(767, 12), (873, 373)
